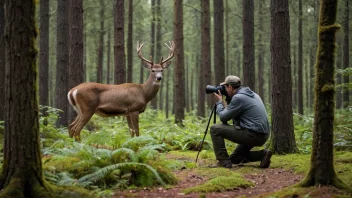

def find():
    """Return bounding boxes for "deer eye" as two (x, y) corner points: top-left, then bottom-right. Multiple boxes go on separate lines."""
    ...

(152, 70), (155, 72)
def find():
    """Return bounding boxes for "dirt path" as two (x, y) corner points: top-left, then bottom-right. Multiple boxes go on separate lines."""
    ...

(112, 167), (305, 198)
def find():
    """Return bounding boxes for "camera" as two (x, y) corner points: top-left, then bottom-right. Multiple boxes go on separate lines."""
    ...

(205, 85), (228, 97)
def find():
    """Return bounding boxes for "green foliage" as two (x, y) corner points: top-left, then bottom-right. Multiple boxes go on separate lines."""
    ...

(334, 109), (352, 150)
(336, 68), (352, 90)
(39, 106), (71, 147)
(78, 162), (166, 187)
(8, 100), (350, 196)
(293, 113), (314, 154)
(293, 108), (352, 153)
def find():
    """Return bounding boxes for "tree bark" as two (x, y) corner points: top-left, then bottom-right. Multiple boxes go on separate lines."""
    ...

(299, 0), (349, 189)
(150, 0), (157, 109)
(97, 0), (105, 83)
(335, 37), (343, 109)
(107, 31), (111, 84)
(68, 0), (84, 123)
(156, 0), (163, 110)
(114, 0), (126, 84)
(342, 0), (349, 108)
(297, 0), (304, 115)
(173, 0), (185, 125)
(257, 0), (265, 103)
(127, 0), (133, 83)
(39, 0), (49, 118)
(0, 0), (5, 121)
(214, 0), (225, 88)
(242, 0), (255, 90)
(200, 0), (212, 111)
(0, 1), (51, 196)
(55, 0), (70, 127)
(198, 0), (206, 118)
(269, 0), (298, 154)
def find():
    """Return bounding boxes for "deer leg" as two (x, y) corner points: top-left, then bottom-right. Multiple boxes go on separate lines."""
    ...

(69, 110), (94, 141)
(126, 112), (140, 137)
(68, 104), (83, 137)
(68, 110), (81, 134)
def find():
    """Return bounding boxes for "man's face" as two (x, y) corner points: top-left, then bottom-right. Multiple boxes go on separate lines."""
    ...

(225, 84), (235, 97)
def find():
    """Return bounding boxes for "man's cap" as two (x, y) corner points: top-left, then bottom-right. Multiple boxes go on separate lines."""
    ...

(220, 75), (241, 86)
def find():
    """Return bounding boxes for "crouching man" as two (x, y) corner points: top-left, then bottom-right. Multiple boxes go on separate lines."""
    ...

(211, 75), (272, 168)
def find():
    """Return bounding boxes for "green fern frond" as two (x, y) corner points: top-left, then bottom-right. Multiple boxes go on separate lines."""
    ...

(44, 171), (59, 183)
(139, 143), (167, 152)
(78, 162), (166, 187)
(137, 149), (160, 161)
(56, 172), (79, 186)
(122, 136), (158, 151)
(111, 148), (137, 163)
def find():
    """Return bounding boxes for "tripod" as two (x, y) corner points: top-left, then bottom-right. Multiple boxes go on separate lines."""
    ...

(195, 104), (217, 163)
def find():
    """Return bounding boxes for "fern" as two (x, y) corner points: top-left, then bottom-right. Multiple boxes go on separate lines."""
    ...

(111, 148), (137, 163)
(122, 135), (158, 151)
(77, 162), (166, 187)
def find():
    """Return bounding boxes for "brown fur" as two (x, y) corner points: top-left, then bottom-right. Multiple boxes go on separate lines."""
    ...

(67, 41), (175, 141)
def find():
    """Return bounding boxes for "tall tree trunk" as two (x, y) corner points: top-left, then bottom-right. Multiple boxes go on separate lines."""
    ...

(299, 0), (349, 189)
(297, 0), (304, 115)
(335, 37), (343, 109)
(257, 0), (265, 103)
(127, 0), (133, 83)
(97, 0), (105, 83)
(150, 0), (157, 109)
(0, 0), (5, 121)
(225, 0), (229, 75)
(214, 0), (225, 88)
(200, 0), (212, 111)
(0, 0), (50, 196)
(242, 0), (255, 90)
(165, 69), (170, 118)
(197, 6), (205, 119)
(269, 0), (298, 154)
(55, 0), (70, 127)
(68, 0), (84, 123)
(342, 0), (349, 108)
(292, 45), (297, 110)
(174, 0), (185, 125)
(107, 31), (111, 84)
(114, 0), (125, 84)
(39, 0), (49, 118)
(309, 0), (319, 113)
(156, 0), (163, 110)
(185, 57), (189, 112)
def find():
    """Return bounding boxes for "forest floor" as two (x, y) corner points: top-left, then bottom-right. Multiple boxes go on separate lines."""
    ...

(112, 152), (352, 198)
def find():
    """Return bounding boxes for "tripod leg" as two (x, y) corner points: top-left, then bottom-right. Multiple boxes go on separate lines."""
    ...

(195, 104), (216, 163)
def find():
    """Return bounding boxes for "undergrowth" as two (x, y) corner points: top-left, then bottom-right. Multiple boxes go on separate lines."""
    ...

(0, 105), (351, 197)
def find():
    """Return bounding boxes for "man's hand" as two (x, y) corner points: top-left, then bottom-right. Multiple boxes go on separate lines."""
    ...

(213, 90), (223, 102)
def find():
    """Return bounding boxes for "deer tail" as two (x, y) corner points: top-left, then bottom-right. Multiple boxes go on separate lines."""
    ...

(67, 89), (77, 107)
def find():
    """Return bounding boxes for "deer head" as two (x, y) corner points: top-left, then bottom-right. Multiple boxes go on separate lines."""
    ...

(137, 41), (175, 83)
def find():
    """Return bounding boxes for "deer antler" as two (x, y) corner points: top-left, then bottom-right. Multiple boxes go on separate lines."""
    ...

(160, 41), (175, 65)
(137, 41), (153, 65)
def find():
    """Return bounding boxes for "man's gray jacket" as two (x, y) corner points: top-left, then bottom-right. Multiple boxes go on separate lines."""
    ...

(215, 86), (270, 134)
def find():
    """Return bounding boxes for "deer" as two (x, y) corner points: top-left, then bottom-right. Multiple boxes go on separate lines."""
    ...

(67, 41), (175, 141)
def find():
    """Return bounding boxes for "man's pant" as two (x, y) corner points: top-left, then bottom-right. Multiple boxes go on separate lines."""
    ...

(210, 123), (269, 163)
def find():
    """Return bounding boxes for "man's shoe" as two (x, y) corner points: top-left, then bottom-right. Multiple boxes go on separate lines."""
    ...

(217, 160), (232, 168)
(260, 149), (272, 168)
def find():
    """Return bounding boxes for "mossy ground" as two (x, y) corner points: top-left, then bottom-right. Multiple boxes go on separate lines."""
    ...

(159, 150), (352, 197)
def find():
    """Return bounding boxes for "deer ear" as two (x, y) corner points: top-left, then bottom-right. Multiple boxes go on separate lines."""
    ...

(162, 61), (172, 69)
(142, 61), (152, 69)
